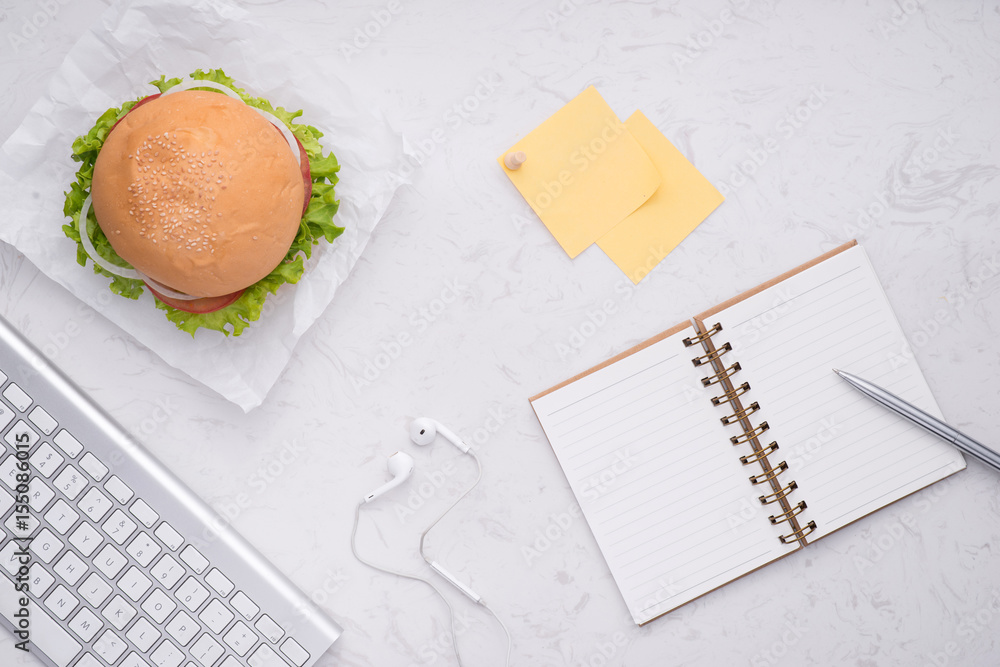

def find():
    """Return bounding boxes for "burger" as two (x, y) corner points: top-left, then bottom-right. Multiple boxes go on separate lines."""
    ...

(63, 68), (342, 336)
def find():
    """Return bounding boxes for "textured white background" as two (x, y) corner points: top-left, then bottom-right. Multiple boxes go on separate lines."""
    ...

(1, 1), (999, 666)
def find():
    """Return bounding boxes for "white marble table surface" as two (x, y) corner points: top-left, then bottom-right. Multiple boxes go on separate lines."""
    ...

(1, 1), (999, 665)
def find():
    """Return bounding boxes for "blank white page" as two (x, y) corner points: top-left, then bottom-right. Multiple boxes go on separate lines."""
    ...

(713, 246), (966, 541)
(531, 327), (797, 625)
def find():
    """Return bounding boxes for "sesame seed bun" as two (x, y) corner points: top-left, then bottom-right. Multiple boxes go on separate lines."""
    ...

(91, 89), (305, 298)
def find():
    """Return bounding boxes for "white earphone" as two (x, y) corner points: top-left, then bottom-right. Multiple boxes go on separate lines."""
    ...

(409, 417), (471, 453)
(361, 451), (414, 504)
(350, 417), (511, 667)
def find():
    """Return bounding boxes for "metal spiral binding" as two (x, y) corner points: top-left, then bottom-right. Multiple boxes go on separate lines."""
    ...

(689, 320), (816, 546)
(722, 401), (759, 425)
(701, 362), (741, 387)
(778, 521), (817, 544)
(759, 480), (797, 505)
(769, 500), (808, 525)
(739, 441), (778, 464)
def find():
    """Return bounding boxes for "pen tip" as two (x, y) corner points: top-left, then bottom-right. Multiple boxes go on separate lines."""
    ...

(832, 368), (842, 374)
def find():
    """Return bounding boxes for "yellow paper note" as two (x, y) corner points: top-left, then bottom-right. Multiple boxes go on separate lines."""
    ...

(498, 87), (660, 258)
(598, 111), (724, 284)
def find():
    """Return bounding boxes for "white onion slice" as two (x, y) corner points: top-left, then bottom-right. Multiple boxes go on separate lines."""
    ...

(159, 78), (243, 100)
(253, 106), (301, 166)
(137, 274), (203, 301)
(78, 196), (202, 301)
(77, 195), (142, 280)
(159, 78), (301, 166)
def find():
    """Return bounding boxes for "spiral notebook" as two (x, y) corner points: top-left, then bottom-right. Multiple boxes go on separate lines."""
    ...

(530, 241), (966, 625)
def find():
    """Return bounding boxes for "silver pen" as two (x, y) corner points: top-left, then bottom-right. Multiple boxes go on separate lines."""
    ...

(833, 369), (1000, 474)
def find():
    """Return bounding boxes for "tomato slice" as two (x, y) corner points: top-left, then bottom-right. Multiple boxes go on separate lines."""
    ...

(108, 93), (161, 135)
(147, 284), (244, 314)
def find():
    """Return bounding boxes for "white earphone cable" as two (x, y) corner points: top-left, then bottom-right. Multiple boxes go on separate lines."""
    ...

(418, 451), (512, 667)
(351, 502), (466, 667)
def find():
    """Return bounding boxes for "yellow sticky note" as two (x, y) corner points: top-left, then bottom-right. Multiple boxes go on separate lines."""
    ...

(498, 87), (660, 258)
(598, 111), (724, 284)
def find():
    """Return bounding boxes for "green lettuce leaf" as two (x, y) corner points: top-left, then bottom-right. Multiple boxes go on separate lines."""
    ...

(63, 68), (342, 336)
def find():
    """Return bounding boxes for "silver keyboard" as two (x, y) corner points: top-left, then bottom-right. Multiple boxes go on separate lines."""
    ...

(0, 314), (341, 667)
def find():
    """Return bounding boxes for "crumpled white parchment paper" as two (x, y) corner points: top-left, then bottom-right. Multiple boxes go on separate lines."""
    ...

(0, 0), (408, 411)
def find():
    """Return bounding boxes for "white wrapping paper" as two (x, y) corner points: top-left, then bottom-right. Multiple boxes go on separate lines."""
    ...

(0, 0), (408, 411)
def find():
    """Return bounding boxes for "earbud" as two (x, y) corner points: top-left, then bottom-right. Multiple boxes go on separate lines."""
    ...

(409, 417), (471, 454)
(362, 451), (415, 503)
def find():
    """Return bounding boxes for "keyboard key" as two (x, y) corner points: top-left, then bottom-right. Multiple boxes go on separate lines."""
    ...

(77, 654), (102, 667)
(130, 498), (159, 527)
(69, 606), (103, 641)
(120, 651), (149, 667)
(54, 465), (87, 500)
(249, 644), (286, 667)
(45, 498), (80, 534)
(199, 599), (235, 634)
(78, 486), (114, 521)
(105, 475), (133, 503)
(44, 583), (79, 620)
(30, 528), (64, 563)
(29, 441), (64, 477)
(119, 566), (153, 601)
(80, 452), (109, 481)
(141, 588), (177, 624)
(3, 382), (31, 411)
(191, 633), (225, 667)
(155, 522), (183, 551)
(80, 572), (113, 607)
(53, 429), (83, 457)
(254, 614), (285, 643)
(28, 405), (57, 435)
(53, 550), (87, 586)
(280, 637), (310, 666)
(121, 652), (151, 667)
(102, 509), (138, 545)
(127, 532), (161, 567)
(180, 545), (209, 573)
(0, 400), (14, 432)
(0, 486), (13, 515)
(95, 543), (128, 578)
(220, 658), (243, 667)
(69, 521), (103, 556)
(223, 620), (257, 656)
(150, 639), (185, 667)
(231, 591), (259, 619)
(28, 476), (55, 512)
(127, 617), (162, 652)
(4, 419), (39, 448)
(94, 628), (128, 664)
(0, 455), (23, 490)
(166, 610), (200, 646)
(0, 541), (24, 575)
(28, 562), (55, 597)
(30, 442), (63, 478)
(152, 553), (184, 589)
(5, 510), (39, 537)
(0, 575), (81, 667)
(206, 567), (233, 596)
(102, 594), (137, 630)
(177, 576), (210, 612)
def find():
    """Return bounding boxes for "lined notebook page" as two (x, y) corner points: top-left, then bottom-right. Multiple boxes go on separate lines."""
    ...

(531, 328), (797, 625)
(713, 246), (966, 541)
